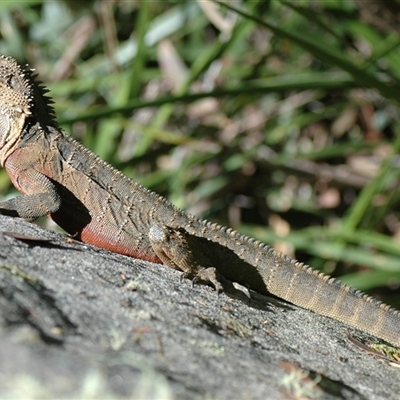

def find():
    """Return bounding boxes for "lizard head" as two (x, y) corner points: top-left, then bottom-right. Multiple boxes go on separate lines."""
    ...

(0, 55), (56, 165)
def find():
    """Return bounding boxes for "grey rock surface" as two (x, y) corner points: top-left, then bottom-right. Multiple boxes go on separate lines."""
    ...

(0, 215), (398, 399)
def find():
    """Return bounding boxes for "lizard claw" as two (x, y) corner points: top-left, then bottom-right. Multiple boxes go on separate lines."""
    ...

(180, 268), (224, 293)
(194, 267), (224, 294)
(181, 271), (195, 288)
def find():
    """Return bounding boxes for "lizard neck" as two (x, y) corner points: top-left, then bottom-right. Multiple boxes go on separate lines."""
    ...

(0, 116), (26, 166)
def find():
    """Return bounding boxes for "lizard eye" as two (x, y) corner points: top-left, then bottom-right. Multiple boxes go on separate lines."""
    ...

(6, 75), (14, 87)
(3, 74), (18, 89)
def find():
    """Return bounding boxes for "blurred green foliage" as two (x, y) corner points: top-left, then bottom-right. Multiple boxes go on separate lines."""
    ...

(1, 0), (400, 305)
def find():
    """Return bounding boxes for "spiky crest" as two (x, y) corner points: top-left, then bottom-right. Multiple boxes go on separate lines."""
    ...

(0, 55), (57, 127)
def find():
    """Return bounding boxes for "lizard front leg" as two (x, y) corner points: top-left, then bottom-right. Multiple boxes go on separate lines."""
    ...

(148, 224), (225, 292)
(0, 168), (61, 221)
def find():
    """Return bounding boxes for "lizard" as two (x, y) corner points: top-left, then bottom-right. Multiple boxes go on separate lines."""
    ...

(0, 54), (399, 347)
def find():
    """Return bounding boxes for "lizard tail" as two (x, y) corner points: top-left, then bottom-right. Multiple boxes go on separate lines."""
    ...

(266, 253), (400, 347)
(196, 221), (400, 347)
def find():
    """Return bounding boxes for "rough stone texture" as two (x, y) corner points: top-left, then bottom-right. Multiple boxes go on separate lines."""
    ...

(0, 215), (398, 400)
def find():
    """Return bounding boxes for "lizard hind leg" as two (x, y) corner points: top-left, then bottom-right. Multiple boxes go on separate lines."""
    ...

(148, 224), (224, 292)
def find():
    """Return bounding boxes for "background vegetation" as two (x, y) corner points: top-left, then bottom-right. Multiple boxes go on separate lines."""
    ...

(1, 0), (400, 307)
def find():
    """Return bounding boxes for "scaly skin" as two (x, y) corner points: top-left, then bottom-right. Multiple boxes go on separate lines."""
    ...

(0, 54), (399, 346)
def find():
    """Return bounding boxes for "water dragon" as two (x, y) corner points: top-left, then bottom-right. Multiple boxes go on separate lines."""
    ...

(0, 54), (398, 346)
